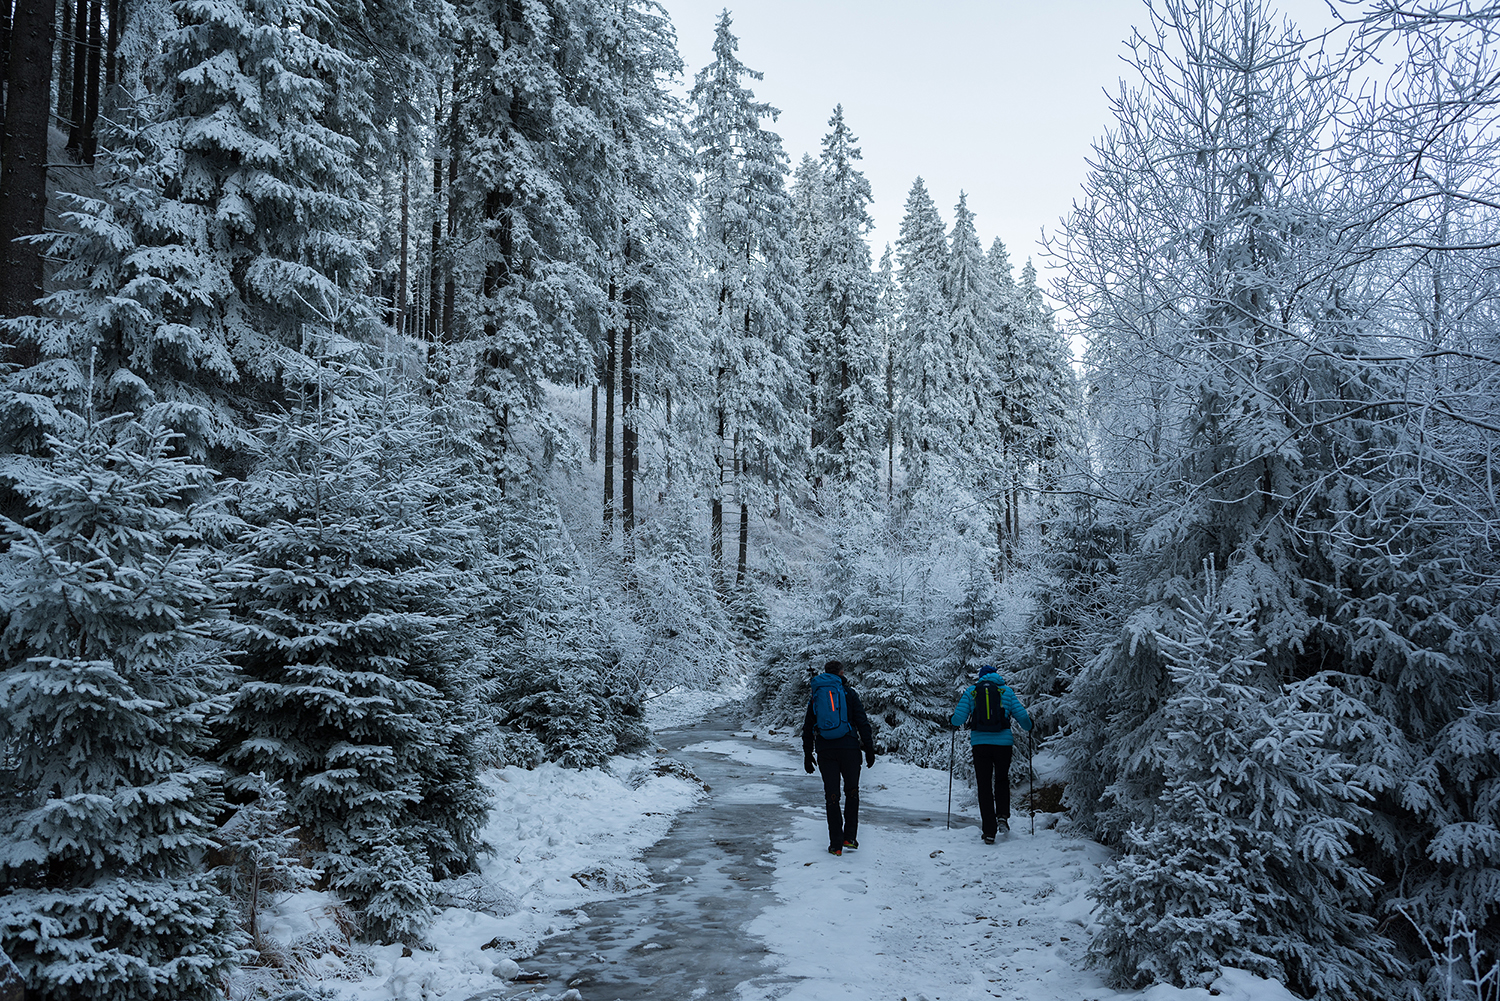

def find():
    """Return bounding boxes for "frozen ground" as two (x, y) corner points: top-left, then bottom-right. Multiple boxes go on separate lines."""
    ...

(261, 689), (1303, 1001)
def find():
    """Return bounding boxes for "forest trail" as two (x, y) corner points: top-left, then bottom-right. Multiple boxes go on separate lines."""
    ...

(469, 708), (1112, 1001)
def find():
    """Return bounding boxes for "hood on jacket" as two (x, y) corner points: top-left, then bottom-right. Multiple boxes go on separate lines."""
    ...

(977, 666), (1005, 685)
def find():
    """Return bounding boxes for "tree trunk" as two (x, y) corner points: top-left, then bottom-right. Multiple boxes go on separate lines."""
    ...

(711, 402), (723, 571)
(103, 0), (117, 93)
(602, 282), (616, 544)
(427, 96), (442, 341)
(622, 288), (636, 552)
(0, 0), (56, 328)
(736, 436), (749, 587)
(81, 0), (99, 162)
(1, 0), (12, 143)
(589, 383), (598, 463)
(397, 159), (409, 337)
(65, 0), (83, 156)
(54, 0), (71, 128)
(441, 78), (456, 338)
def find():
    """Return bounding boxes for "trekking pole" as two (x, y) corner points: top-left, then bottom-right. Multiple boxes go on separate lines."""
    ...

(946, 728), (955, 830)
(1027, 728), (1036, 836)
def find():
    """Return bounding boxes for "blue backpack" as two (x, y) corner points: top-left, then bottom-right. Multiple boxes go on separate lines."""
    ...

(810, 673), (852, 739)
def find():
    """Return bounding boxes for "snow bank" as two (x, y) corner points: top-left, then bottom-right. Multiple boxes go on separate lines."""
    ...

(254, 753), (705, 1000)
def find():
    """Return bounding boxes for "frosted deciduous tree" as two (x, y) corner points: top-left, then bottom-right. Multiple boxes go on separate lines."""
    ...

(1053, 0), (1500, 989)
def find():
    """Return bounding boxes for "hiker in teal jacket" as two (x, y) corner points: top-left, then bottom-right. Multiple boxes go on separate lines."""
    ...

(950, 666), (1032, 843)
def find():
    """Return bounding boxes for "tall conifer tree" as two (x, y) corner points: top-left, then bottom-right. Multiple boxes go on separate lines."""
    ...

(689, 12), (806, 582)
(0, 420), (243, 999)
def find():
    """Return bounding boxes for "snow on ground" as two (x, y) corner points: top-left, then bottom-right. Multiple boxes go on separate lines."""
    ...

(731, 727), (1308, 1001)
(257, 692), (1309, 1001)
(252, 752), (706, 1000)
(643, 681), (746, 730)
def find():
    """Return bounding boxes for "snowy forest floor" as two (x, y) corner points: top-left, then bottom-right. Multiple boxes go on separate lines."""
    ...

(265, 691), (1305, 1001)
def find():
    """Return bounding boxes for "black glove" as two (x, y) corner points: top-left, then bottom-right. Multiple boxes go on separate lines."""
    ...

(804, 753), (815, 774)
(865, 750), (876, 768)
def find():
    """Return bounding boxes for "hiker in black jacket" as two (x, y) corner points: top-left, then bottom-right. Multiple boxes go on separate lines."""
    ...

(802, 660), (876, 856)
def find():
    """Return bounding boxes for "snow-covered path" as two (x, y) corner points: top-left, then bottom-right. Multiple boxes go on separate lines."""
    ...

(491, 707), (1117, 1001)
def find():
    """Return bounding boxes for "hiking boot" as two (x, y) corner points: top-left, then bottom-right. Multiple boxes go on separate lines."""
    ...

(828, 845), (843, 856)
(982, 835), (995, 845)
(998, 819), (1010, 834)
(842, 839), (859, 850)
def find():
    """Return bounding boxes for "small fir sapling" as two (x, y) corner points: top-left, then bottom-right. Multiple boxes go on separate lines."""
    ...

(214, 773), (318, 948)
(484, 494), (645, 768)
(1088, 568), (1398, 1000)
(0, 419), (244, 1000)
(217, 339), (485, 942)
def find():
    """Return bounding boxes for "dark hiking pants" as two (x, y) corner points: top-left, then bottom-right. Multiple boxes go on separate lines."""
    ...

(971, 743), (1014, 839)
(817, 747), (863, 849)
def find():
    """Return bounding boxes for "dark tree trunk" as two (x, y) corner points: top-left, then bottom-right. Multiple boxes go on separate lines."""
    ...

(602, 278), (617, 544)
(441, 79), (456, 337)
(622, 288), (636, 550)
(81, 0), (99, 162)
(736, 495), (749, 588)
(1, 0), (12, 141)
(0, 0), (56, 328)
(103, 0), (117, 92)
(65, 0), (83, 156)
(711, 400), (724, 571)
(54, 0), (71, 127)
(589, 382), (598, 464)
(711, 497), (723, 568)
(397, 159), (409, 337)
(427, 97), (442, 341)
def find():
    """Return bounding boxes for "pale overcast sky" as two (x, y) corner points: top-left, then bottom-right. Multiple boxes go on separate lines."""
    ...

(658, 0), (1342, 275)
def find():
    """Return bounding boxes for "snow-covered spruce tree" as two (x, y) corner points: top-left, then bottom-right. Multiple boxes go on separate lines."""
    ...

(689, 11), (807, 586)
(481, 488), (647, 769)
(3, 0), (374, 470)
(216, 342), (486, 943)
(942, 193), (1000, 516)
(803, 106), (882, 486)
(1312, 16), (1500, 975)
(765, 490), (949, 765)
(1090, 580), (1398, 998)
(937, 552), (1003, 693)
(892, 176), (952, 498)
(430, 0), (600, 476)
(0, 417), (243, 1000)
(214, 773), (318, 949)
(603, 0), (703, 555)
(621, 492), (740, 692)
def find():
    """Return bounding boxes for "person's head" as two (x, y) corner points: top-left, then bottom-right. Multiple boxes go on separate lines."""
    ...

(824, 659), (844, 677)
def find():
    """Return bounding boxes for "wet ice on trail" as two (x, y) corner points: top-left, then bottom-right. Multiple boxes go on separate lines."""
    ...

(473, 707), (1114, 1001)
